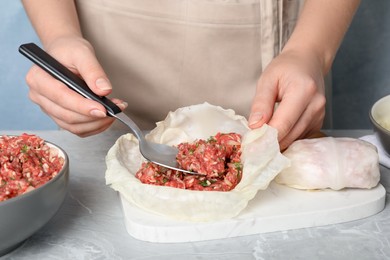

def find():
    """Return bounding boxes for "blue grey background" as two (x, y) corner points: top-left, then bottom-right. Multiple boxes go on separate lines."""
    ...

(1, 0), (389, 131)
(0, 0), (57, 130)
(332, 0), (390, 129)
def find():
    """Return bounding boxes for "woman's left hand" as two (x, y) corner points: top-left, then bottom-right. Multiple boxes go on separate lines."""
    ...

(248, 49), (326, 150)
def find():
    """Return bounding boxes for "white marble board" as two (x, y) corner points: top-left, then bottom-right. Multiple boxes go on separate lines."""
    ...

(119, 182), (386, 243)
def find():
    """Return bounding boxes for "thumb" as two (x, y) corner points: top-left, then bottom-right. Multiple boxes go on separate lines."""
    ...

(248, 78), (277, 129)
(75, 49), (112, 96)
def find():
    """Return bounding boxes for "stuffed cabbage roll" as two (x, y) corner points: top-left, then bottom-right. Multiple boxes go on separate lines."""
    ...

(105, 103), (289, 221)
(275, 137), (380, 190)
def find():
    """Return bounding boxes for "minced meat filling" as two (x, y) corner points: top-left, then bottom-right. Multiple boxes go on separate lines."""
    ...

(135, 133), (243, 191)
(0, 134), (65, 202)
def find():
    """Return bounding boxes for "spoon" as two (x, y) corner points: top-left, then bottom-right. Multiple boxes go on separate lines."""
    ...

(19, 43), (200, 175)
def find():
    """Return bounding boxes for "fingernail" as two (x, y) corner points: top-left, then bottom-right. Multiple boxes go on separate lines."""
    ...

(249, 112), (263, 126)
(90, 109), (106, 118)
(117, 101), (128, 110)
(95, 78), (112, 91)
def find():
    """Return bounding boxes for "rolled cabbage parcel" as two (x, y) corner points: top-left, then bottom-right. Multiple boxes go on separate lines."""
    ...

(105, 103), (289, 222)
(275, 137), (380, 190)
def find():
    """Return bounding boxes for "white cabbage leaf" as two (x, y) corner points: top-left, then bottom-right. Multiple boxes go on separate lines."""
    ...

(105, 103), (289, 222)
(275, 137), (380, 190)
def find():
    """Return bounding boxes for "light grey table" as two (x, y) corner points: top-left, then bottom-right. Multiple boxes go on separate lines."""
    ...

(1, 130), (389, 260)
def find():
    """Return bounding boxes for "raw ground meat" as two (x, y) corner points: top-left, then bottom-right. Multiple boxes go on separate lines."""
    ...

(0, 134), (65, 202)
(135, 133), (242, 191)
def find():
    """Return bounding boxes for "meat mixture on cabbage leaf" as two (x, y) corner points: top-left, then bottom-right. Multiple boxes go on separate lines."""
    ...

(135, 132), (242, 191)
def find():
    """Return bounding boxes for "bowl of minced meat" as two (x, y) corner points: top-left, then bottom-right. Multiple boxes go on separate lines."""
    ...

(0, 133), (69, 256)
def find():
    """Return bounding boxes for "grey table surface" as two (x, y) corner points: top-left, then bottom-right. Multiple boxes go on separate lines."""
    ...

(1, 129), (389, 260)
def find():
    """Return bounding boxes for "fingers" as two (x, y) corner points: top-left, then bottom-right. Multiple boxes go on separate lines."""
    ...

(38, 93), (127, 137)
(27, 65), (108, 118)
(52, 116), (115, 137)
(278, 93), (326, 150)
(268, 78), (318, 141)
(248, 73), (277, 128)
(268, 82), (325, 150)
(45, 38), (112, 97)
(24, 38), (127, 137)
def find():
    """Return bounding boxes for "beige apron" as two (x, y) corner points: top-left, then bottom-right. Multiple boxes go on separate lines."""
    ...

(75, 0), (303, 130)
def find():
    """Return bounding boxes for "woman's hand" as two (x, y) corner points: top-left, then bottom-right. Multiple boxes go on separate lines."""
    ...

(248, 0), (360, 150)
(25, 37), (127, 136)
(248, 49), (326, 150)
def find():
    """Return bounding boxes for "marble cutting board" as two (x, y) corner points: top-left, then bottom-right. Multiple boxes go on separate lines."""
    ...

(118, 182), (386, 243)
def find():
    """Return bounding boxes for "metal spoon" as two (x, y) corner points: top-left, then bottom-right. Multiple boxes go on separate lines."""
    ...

(19, 43), (200, 175)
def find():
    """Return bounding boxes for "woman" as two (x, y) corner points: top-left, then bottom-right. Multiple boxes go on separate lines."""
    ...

(21, 0), (360, 150)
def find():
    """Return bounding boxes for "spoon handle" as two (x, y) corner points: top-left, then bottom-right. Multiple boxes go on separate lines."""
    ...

(19, 43), (121, 116)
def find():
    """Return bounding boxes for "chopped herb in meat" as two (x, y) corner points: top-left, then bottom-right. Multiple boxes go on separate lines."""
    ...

(199, 179), (211, 187)
(233, 162), (243, 171)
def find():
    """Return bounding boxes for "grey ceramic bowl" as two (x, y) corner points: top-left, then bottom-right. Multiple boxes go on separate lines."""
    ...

(0, 141), (69, 256)
(369, 94), (390, 155)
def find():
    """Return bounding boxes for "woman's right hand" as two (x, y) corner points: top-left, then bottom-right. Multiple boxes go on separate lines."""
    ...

(25, 37), (127, 137)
